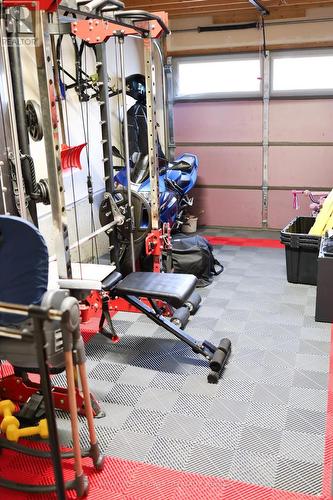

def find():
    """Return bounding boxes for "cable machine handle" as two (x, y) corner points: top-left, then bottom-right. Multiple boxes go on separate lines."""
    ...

(77, 0), (124, 13)
(114, 10), (170, 35)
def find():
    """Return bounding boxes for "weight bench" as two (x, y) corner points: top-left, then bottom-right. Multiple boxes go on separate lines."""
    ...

(99, 271), (231, 383)
(50, 246), (231, 383)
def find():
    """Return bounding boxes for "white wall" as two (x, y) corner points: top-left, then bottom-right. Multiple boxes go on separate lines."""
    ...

(167, 8), (333, 54)
(21, 34), (144, 260)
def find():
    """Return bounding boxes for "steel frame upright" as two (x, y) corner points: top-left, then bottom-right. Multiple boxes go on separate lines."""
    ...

(33, 10), (72, 278)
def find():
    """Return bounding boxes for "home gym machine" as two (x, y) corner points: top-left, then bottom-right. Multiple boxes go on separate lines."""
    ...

(62, 0), (231, 383)
(0, 0), (231, 383)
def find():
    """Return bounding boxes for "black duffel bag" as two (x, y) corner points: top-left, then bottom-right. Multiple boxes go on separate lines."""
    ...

(164, 234), (224, 287)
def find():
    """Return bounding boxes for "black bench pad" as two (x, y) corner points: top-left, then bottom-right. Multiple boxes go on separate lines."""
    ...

(114, 272), (197, 308)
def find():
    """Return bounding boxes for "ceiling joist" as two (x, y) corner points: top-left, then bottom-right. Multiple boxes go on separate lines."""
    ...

(125, 0), (333, 19)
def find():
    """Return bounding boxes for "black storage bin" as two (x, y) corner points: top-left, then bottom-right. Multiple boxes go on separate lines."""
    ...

(280, 216), (321, 285)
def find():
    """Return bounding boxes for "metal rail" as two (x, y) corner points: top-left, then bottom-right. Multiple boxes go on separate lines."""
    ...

(118, 35), (136, 271)
(0, 301), (63, 321)
(0, 16), (27, 219)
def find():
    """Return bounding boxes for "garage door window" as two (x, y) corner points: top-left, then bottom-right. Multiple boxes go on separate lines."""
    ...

(174, 55), (262, 100)
(271, 50), (333, 96)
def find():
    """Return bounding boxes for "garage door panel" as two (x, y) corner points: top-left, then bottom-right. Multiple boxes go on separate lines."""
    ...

(174, 101), (262, 142)
(175, 146), (262, 186)
(192, 188), (262, 227)
(268, 190), (312, 229)
(269, 146), (333, 187)
(269, 100), (333, 142)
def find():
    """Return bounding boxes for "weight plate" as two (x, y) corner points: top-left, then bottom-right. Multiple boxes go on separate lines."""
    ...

(26, 100), (43, 142)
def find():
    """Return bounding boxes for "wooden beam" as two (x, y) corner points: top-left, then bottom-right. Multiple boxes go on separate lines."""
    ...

(125, 0), (333, 8)
(127, 3), (258, 13)
(126, 0), (333, 19)
(125, 0), (252, 5)
(167, 40), (333, 56)
(212, 5), (307, 23)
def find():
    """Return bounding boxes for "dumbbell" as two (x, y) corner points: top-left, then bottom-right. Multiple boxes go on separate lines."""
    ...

(6, 418), (48, 442)
(0, 400), (19, 432)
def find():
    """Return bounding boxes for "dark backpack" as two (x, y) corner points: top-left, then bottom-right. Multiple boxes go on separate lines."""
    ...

(164, 234), (223, 287)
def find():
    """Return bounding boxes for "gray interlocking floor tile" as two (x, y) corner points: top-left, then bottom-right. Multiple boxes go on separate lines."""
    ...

(249, 309), (304, 327)
(230, 350), (266, 370)
(124, 322), (163, 339)
(138, 337), (178, 354)
(93, 403), (132, 428)
(117, 365), (157, 386)
(197, 305), (229, 319)
(274, 458), (323, 495)
(197, 418), (243, 450)
(107, 319), (133, 336)
(149, 371), (188, 391)
(101, 349), (138, 365)
(245, 401), (288, 431)
(300, 327), (331, 342)
(180, 373), (220, 396)
(217, 379), (256, 402)
(253, 383), (291, 406)
(208, 399), (250, 423)
(246, 321), (302, 339)
(130, 352), (168, 370)
(89, 362), (127, 382)
(285, 407), (326, 435)
(145, 436), (194, 470)
(303, 314), (330, 328)
(77, 244), (331, 496)
(158, 413), (204, 441)
(112, 312), (142, 322)
(85, 342), (112, 361)
(270, 336), (300, 354)
(214, 318), (247, 333)
(185, 445), (234, 477)
(262, 351), (297, 369)
(299, 339), (331, 355)
(295, 353), (329, 373)
(230, 450), (278, 487)
(77, 425), (118, 453)
(106, 430), (155, 461)
(239, 426), (282, 455)
(225, 361), (265, 383)
(289, 386), (327, 413)
(122, 407), (167, 436)
(261, 365), (295, 387)
(56, 420), (73, 446)
(237, 334), (276, 351)
(189, 316), (219, 330)
(279, 430), (325, 464)
(171, 393), (214, 418)
(87, 378), (114, 401)
(292, 369), (328, 390)
(135, 387), (179, 411)
(104, 383), (146, 406)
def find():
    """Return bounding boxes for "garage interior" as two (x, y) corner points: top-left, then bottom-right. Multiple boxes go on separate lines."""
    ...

(0, 0), (333, 499)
